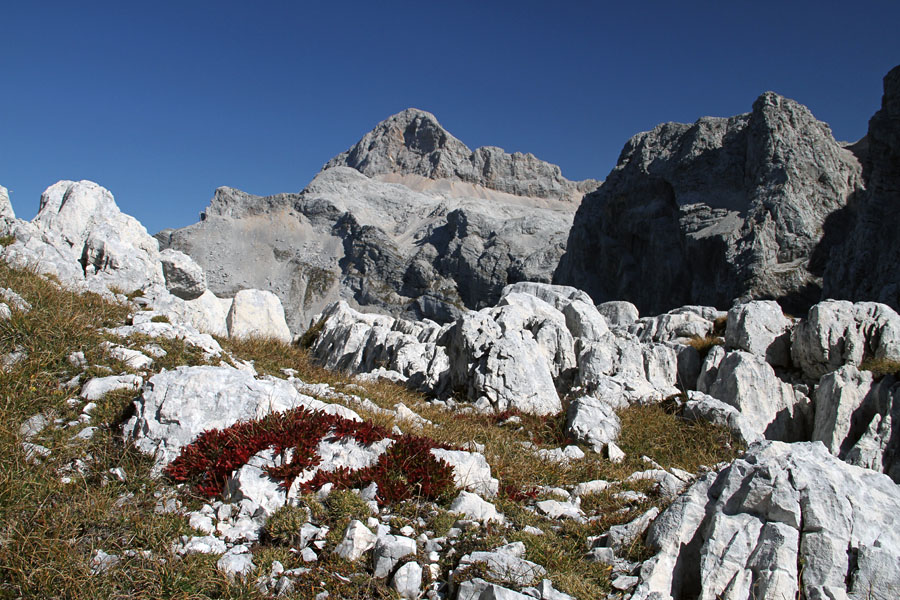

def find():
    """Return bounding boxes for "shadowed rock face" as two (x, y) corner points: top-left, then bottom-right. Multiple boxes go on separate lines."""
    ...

(158, 110), (599, 332)
(823, 65), (900, 310)
(555, 92), (863, 316)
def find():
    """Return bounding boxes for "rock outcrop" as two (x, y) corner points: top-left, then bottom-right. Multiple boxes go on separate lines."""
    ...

(0, 180), (293, 342)
(630, 441), (900, 600)
(555, 91), (862, 315)
(824, 65), (900, 311)
(158, 110), (599, 332)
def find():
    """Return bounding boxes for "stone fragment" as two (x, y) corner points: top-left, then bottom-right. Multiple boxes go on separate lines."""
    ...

(391, 561), (423, 600)
(160, 248), (207, 300)
(80, 375), (142, 401)
(333, 520), (377, 562)
(449, 491), (504, 524)
(372, 535), (417, 578)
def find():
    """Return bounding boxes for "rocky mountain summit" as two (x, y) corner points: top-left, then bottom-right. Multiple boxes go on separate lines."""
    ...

(555, 91), (863, 315)
(157, 110), (599, 332)
(325, 108), (599, 202)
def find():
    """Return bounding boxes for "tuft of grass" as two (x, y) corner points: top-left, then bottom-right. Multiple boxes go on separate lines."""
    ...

(298, 317), (326, 349)
(616, 403), (744, 473)
(0, 235), (15, 247)
(323, 489), (372, 524)
(859, 357), (900, 380)
(264, 504), (310, 546)
(686, 334), (724, 359)
(149, 314), (170, 324)
(712, 315), (727, 336)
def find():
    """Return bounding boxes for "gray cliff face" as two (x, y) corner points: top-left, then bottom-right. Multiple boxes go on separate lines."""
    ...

(555, 92), (863, 316)
(823, 65), (900, 310)
(325, 108), (599, 202)
(159, 110), (596, 332)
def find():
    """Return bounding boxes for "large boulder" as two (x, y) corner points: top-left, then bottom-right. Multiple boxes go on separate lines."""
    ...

(444, 307), (562, 415)
(791, 300), (900, 379)
(124, 365), (352, 470)
(705, 351), (809, 441)
(556, 91), (862, 316)
(308, 301), (449, 393)
(226, 289), (292, 342)
(725, 300), (792, 367)
(160, 248), (207, 300)
(630, 441), (900, 600)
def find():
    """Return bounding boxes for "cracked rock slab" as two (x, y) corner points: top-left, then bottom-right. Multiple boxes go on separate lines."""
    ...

(630, 441), (900, 600)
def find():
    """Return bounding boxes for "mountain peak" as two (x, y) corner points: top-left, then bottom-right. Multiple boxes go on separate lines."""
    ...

(325, 110), (598, 201)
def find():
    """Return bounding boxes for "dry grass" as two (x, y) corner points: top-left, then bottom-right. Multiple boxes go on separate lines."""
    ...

(859, 357), (900, 380)
(686, 334), (724, 358)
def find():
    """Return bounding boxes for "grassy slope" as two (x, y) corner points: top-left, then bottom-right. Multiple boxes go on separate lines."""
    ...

(0, 263), (743, 599)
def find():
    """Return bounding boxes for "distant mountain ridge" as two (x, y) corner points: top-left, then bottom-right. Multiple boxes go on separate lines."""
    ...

(157, 109), (599, 331)
(325, 108), (599, 202)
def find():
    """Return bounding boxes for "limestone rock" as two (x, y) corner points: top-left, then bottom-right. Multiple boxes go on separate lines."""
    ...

(449, 491), (504, 524)
(444, 306), (561, 415)
(682, 391), (764, 445)
(813, 366), (900, 481)
(596, 301), (639, 327)
(308, 301), (449, 394)
(565, 395), (621, 452)
(226, 289), (292, 342)
(160, 248), (207, 300)
(630, 441), (900, 600)
(124, 365), (349, 470)
(430, 449), (499, 497)
(725, 300), (792, 367)
(0, 185), (13, 220)
(333, 520), (377, 562)
(706, 351), (810, 441)
(556, 91), (862, 316)
(391, 561), (423, 599)
(372, 535), (417, 578)
(80, 375), (143, 402)
(791, 299), (900, 379)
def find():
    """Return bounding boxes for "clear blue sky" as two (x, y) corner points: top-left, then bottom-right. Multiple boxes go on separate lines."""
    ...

(2, 1), (898, 234)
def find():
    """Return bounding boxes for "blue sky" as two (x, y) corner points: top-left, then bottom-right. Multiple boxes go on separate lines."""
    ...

(2, 1), (898, 234)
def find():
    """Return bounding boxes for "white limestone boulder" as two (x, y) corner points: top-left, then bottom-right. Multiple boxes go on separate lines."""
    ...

(630, 441), (900, 600)
(596, 300), (639, 327)
(430, 449), (499, 497)
(227, 289), (292, 342)
(725, 300), (792, 368)
(705, 351), (810, 441)
(792, 300), (900, 379)
(445, 307), (561, 416)
(124, 365), (353, 470)
(160, 248), (207, 300)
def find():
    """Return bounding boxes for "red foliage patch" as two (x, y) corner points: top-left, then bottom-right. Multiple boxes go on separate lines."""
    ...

(164, 406), (458, 505)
